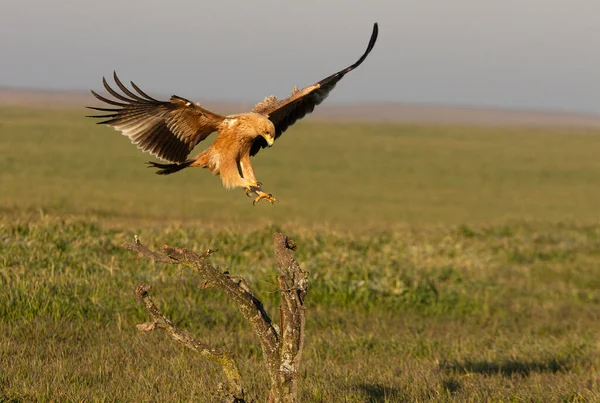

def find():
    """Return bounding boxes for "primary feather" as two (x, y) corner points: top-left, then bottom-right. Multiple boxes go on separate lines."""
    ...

(87, 73), (225, 163)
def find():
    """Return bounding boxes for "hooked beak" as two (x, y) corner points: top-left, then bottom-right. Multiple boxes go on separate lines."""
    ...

(265, 136), (274, 147)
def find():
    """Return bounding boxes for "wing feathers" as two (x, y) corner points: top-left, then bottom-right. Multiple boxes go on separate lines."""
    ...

(314, 22), (379, 87)
(87, 73), (225, 162)
(250, 23), (378, 156)
(89, 90), (127, 107)
(102, 76), (133, 103)
(112, 73), (149, 103)
(130, 80), (161, 102)
(90, 24), (378, 161)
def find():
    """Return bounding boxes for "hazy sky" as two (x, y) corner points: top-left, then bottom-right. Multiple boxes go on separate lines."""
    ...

(1, 0), (599, 114)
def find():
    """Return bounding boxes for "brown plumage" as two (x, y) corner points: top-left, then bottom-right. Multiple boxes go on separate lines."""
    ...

(87, 23), (378, 204)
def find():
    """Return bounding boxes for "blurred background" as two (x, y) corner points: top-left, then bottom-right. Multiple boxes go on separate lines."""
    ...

(1, 0), (600, 227)
(2, 0), (600, 112)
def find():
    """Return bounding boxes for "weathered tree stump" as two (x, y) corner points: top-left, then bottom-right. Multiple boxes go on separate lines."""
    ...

(123, 233), (308, 403)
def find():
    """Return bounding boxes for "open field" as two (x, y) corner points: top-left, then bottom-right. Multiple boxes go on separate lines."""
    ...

(3, 107), (600, 227)
(2, 106), (600, 401)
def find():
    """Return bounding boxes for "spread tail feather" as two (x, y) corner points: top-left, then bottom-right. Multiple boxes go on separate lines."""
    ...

(147, 159), (193, 175)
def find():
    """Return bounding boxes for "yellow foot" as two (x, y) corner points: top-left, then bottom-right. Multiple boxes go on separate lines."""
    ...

(244, 182), (263, 197)
(244, 184), (277, 205)
(253, 190), (277, 205)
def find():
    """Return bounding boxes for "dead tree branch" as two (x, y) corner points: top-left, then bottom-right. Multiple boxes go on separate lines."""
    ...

(122, 235), (175, 264)
(124, 233), (308, 403)
(135, 283), (244, 402)
(271, 234), (309, 402)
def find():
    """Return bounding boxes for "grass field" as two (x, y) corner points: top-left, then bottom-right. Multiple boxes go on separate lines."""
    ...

(2, 106), (600, 401)
(3, 107), (600, 227)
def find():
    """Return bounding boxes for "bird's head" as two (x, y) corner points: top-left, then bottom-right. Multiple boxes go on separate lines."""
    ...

(254, 115), (276, 147)
(237, 113), (276, 147)
(261, 127), (275, 147)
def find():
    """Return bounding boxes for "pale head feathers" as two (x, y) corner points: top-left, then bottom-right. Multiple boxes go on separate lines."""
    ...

(222, 113), (275, 140)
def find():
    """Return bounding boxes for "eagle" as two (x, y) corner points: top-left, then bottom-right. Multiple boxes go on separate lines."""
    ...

(87, 23), (378, 205)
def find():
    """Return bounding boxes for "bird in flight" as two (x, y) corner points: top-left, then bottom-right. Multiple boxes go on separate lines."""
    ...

(87, 23), (378, 205)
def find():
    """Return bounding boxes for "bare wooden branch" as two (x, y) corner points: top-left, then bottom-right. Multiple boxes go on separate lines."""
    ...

(134, 283), (245, 402)
(270, 233), (309, 402)
(122, 235), (175, 264)
(160, 245), (281, 364)
(124, 233), (308, 403)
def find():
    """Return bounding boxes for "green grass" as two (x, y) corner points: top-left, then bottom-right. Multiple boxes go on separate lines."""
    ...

(2, 107), (600, 401)
(3, 107), (600, 226)
(2, 218), (599, 401)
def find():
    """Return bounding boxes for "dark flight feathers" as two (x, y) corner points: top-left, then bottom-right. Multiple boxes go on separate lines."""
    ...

(249, 22), (379, 156)
(87, 72), (224, 163)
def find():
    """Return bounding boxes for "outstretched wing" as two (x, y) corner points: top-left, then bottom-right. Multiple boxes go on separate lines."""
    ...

(87, 72), (225, 163)
(250, 22), (378, 156)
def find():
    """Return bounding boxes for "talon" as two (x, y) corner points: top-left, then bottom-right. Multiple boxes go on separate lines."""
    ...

(244, 183), (276, 205)
(253, 191), (277, 205)
(245, 183), (261, 198)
